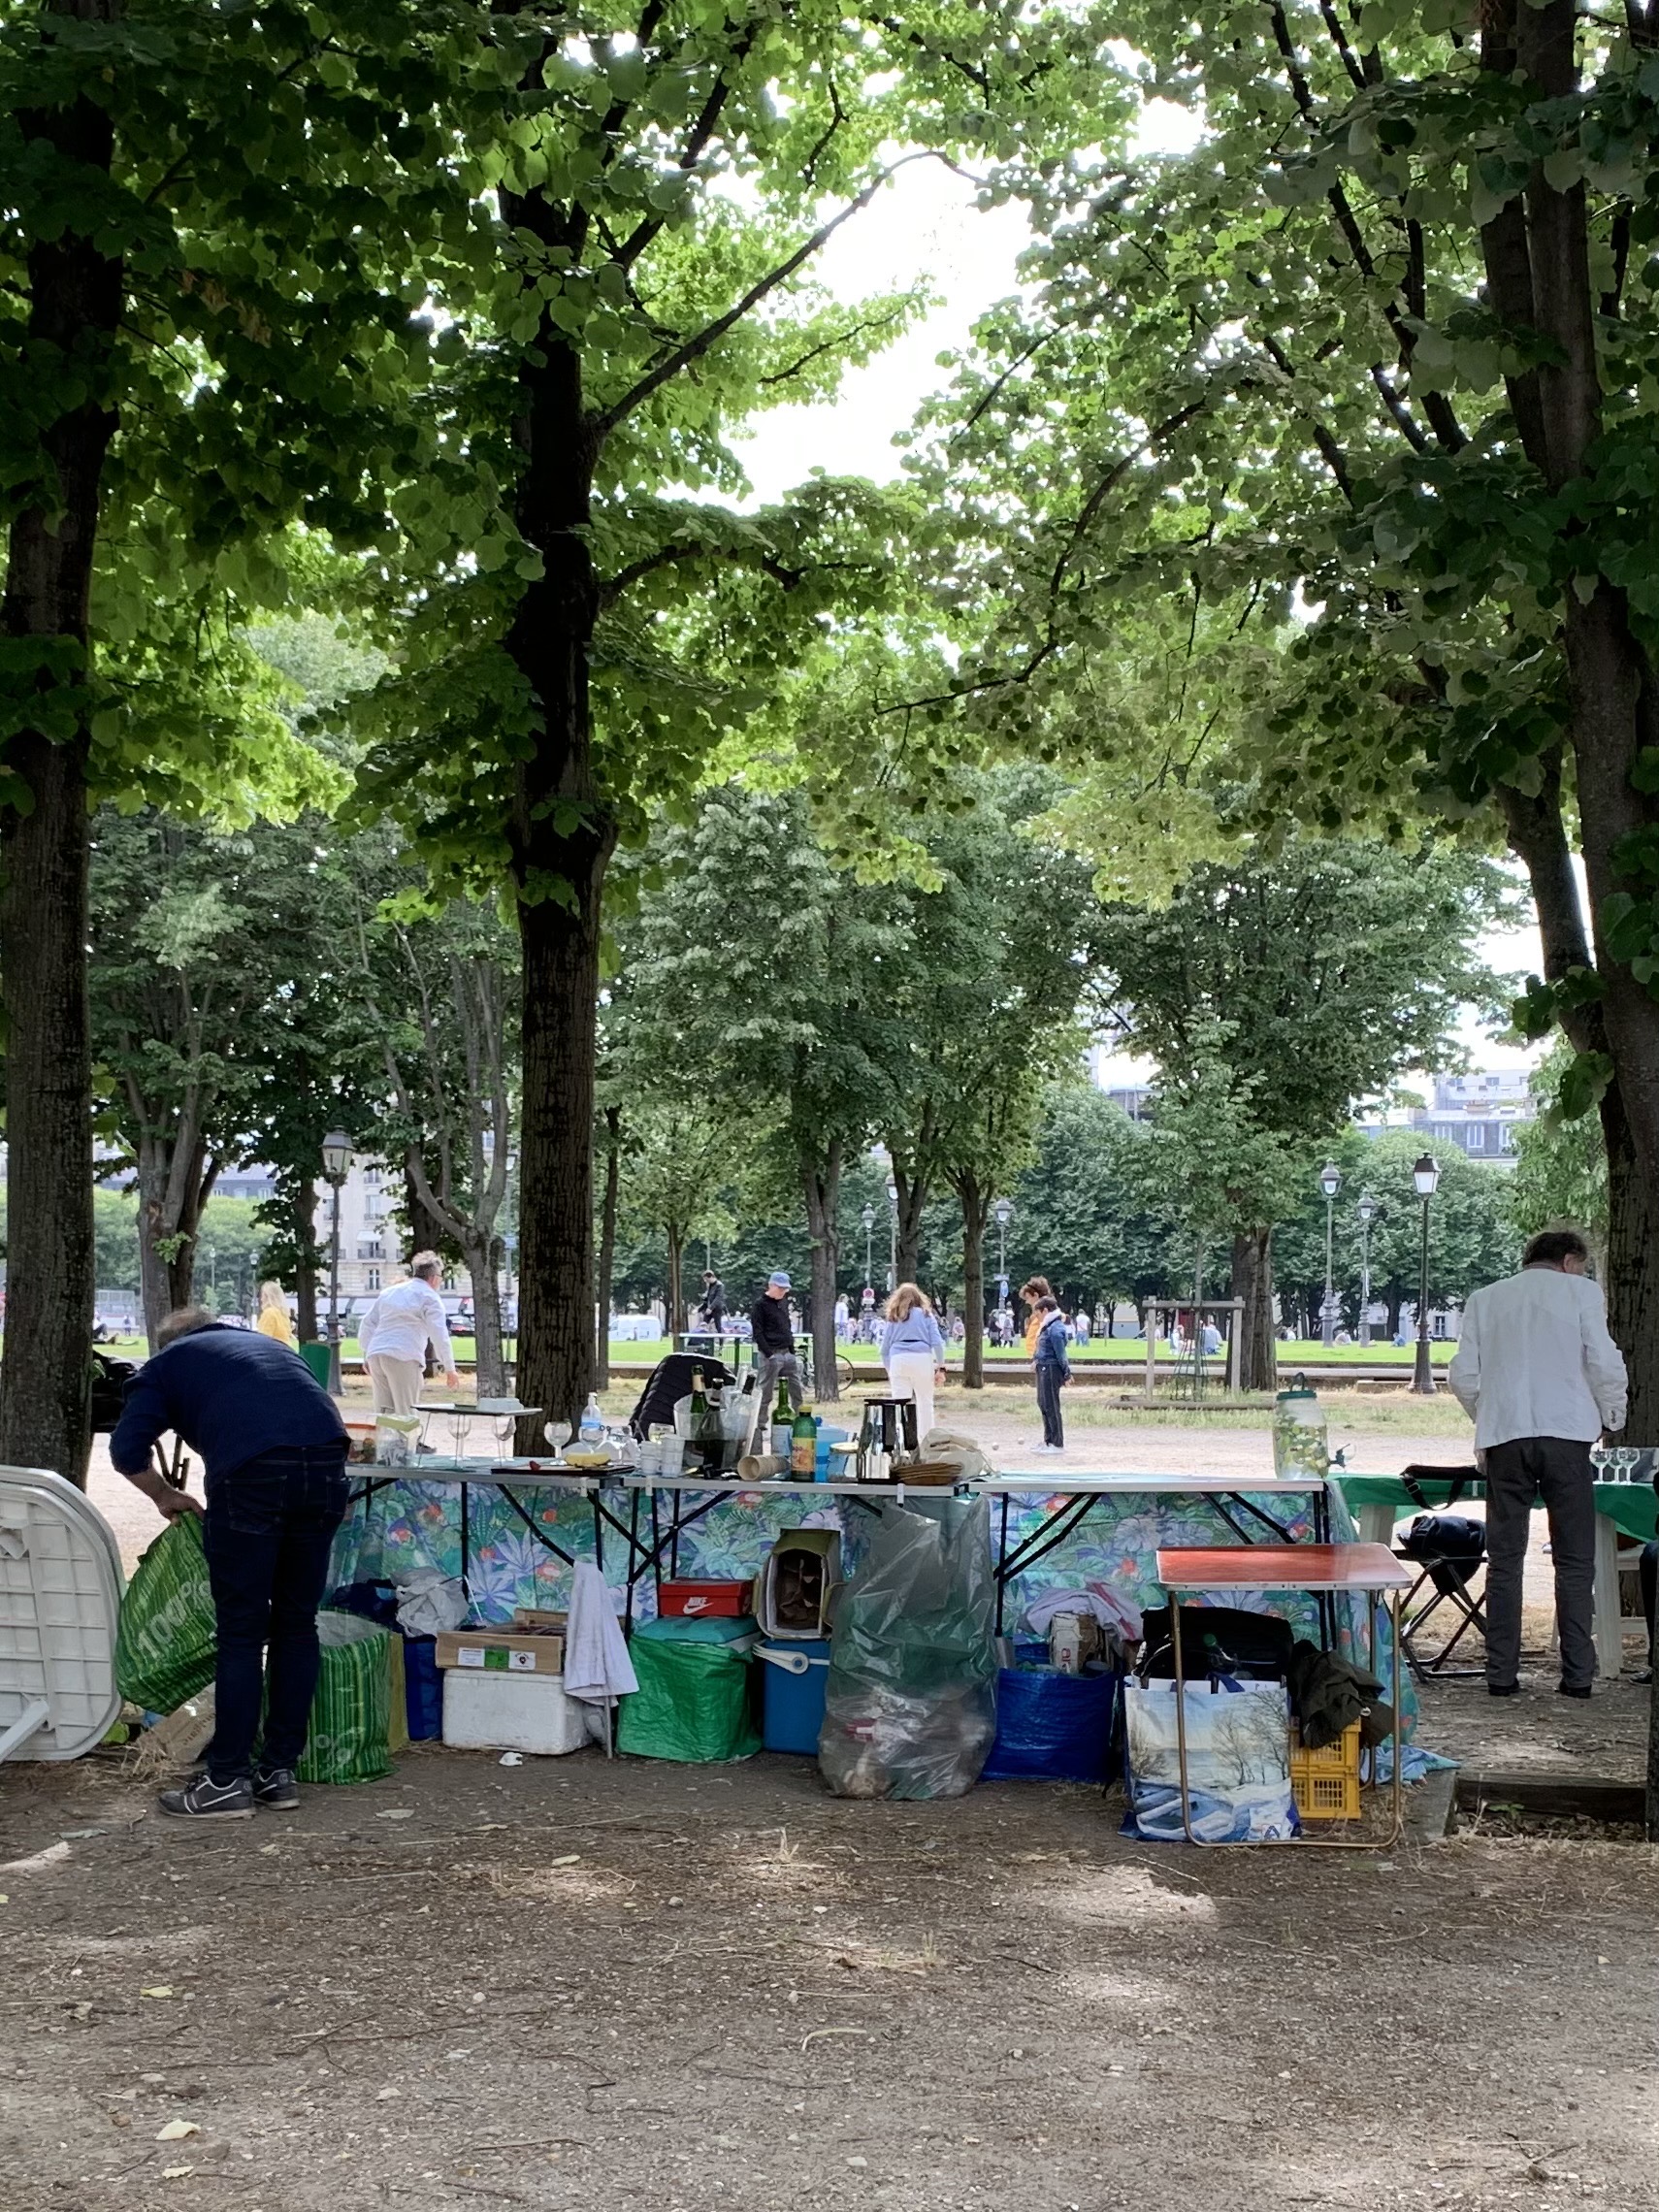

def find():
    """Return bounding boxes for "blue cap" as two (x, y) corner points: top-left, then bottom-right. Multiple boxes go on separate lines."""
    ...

(768, 1272), (792, 1290)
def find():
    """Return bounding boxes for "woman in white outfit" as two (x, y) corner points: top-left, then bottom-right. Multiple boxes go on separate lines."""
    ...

(880, 1283), (948, 1448)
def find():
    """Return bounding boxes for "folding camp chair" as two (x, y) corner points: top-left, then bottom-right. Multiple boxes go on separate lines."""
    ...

(1395, 1477), (1488, 1680)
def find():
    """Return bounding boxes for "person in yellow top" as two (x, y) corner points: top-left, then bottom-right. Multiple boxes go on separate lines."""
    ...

(255, 1281), (295, 1347)
(1020, 1276), (1053, 1356)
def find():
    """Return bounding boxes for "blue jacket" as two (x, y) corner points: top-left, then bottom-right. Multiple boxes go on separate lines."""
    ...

(110, 1325), (346, 1482)
(1034, 1314), (1071, 1375)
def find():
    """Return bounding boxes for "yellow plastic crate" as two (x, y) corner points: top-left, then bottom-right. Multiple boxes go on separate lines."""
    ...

(1290, 1720), (1362, 1822)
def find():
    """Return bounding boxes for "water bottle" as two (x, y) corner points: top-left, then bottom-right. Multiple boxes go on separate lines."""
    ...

(578, 1392), (605, 1450)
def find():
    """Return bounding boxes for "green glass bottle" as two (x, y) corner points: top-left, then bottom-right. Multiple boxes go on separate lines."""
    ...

(790, 1404), (817, 1480)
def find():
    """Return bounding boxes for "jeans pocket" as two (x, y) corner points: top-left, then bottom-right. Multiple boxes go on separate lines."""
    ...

(210, 1464), (286, 1539)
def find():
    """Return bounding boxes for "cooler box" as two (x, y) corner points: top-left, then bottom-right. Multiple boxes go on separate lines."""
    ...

(757, 1639), (830, 1754)
(441, 1669), (590, 1755)
(658, 1578), (752, 1619)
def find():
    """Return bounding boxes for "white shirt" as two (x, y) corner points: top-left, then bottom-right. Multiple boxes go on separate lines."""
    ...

(1448, 1266), (1627, 1450)
(359, 1278), (455, 1370)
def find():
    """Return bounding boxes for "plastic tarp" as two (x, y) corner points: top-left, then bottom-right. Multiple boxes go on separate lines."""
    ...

(819, 1495), (996, 1801)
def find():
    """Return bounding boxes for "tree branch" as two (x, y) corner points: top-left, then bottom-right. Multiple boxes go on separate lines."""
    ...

(589, 153), (942, 439)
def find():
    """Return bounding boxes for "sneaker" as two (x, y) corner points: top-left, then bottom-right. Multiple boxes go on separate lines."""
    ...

(1487, 1681), (1523, 1698)
(1557, 1681), (1593, 1701)
(252, 1766), (300, 1811)
(159, 1773), (253, 1820)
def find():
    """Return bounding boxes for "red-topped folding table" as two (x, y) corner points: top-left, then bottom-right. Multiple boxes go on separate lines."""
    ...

(1154, 1543), (1415, 1849)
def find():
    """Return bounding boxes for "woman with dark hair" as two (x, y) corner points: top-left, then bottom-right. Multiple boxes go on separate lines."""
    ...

(1031, 1295), (1070, 1455)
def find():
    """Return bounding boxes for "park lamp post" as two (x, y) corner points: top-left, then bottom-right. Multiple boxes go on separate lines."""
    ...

(1356, 1193), (1377, 1347)
(861, 1203), (875, 1293)
(322, 1127), (351, 1397)
(1318, 1161), (1342, 1347)
(1412, 1153), (1440, 1395)
(993, 1196), (1012, 1316)
(885, 1178), (898, 1293)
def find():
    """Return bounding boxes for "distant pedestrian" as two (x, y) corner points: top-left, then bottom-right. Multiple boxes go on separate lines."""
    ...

(881, 1283), (947, 1446)
(359, 1253), (461, 1415)
(1200, 1319), (1222, 1357)
(110, 1309), (349, 1819)
(1032, 1295), (1070, 1455)
(1074, 1308), (1091, 1347)
(1448, 1229), (1628, 1700)
(698, 1270), (727, 1330)
(748, 1270), (802, 1447)
(1018, 1276), (1053, 1359)
(255, 1281), (294, 1348)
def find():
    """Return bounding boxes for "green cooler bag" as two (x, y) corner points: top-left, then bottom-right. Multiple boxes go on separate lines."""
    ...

(294, 1613), (394, 1785)
(116, 1513), (216, 1713)
(617, 1616), (761, 1763)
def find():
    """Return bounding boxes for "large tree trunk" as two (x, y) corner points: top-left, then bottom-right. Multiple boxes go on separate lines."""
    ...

(403, 1164), (449, 1262)
(292, 1175), (319, 1345)
(463, 1234), (506, 1396)
(0, 15), (122, 1481)
(953, 1168), (991, 1390)
(595, 1103), (620, 1388)
(1230, 1225), (1278, 1392)
(890, 1154), (927, 1288)
(802, 1143), (842, 1403)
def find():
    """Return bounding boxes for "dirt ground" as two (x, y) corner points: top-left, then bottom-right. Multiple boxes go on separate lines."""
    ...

(4, 1744), (1659, 2212)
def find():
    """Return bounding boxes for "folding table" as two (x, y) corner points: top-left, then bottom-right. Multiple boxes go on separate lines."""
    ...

(1154, 1543), (1412, 1849)
(982, 1474), (1332, 1637)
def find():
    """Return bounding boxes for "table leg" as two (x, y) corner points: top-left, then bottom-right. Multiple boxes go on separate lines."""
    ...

(1593, 1508), (1624, 1680)
(460, 1480), (471, 1611)
(995, 1491), (1010, 1636)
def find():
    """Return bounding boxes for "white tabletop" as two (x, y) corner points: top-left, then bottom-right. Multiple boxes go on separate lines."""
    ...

(982, 1472), (1328, 1496)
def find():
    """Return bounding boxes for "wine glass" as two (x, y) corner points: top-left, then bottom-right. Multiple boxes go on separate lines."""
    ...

(544, 1419), (572, 1462)
(1590, 1444), (1611, 1480)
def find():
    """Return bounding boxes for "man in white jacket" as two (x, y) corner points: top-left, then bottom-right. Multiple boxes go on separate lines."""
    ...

(1448, 1229), (1628, 1700)
(358, 1252), (461, 1415)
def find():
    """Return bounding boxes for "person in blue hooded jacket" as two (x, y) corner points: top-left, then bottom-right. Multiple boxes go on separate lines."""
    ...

(1032, 1295), (1070, 1455)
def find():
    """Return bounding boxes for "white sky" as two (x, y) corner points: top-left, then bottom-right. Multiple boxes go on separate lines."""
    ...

(734, 110), (1545, 1085)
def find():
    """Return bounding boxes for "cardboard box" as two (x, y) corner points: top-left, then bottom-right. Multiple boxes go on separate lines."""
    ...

(434, 1626), (566, 1675)
(511, 1608), (569, 1636)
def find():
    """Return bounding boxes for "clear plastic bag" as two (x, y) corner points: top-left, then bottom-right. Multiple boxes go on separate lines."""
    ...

(818, 1495), (997, 1800)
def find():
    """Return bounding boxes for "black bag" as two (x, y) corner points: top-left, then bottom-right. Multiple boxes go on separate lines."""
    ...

(1399, 1512), (1485, 1596)
(88, 1350), (138, 1435)
(1138, 1603), (1294, 1683)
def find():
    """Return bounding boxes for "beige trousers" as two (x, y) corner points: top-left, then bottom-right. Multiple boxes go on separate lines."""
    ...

(367, 1353), (424, 1417)
(886, 1350), (938, 1448)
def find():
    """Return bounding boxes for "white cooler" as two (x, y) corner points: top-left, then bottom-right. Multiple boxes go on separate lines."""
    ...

(440, 1668), (590, 1755)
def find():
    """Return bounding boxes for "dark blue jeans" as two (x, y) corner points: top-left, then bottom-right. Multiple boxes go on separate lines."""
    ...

(1036, 1362), (1065, 1448)
(203, 1445), (349, 1782)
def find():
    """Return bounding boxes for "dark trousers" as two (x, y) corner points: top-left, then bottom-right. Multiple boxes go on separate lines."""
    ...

(1482, 1435), (1597, 1689)
(1036, 1362), (1065, 1448)
(203, 1445), (349, 1782)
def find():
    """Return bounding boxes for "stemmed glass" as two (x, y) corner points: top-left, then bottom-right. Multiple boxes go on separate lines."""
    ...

(1590, 1444), (1611, 1480)
(543, 1419), (572, 1463)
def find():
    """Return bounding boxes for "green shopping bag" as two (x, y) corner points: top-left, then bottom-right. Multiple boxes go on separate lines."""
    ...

(616, 1616), (761, 1763)
(115, 1513), (216, 1714)
(294, 1613), (394, 1785)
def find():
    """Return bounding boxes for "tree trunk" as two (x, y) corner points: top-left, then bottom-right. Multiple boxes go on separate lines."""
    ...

(403, 1164), (449, 1264)
(801, 1143), (842, 1403)
(1230, 1225), (1278, 1393)
(666, 1225), (684, 1344)
(293, 1176), (319, 1345)
(0, 17), (122, 1481)
(595, 1103), (620, 1388)
(463, 1235), (506, 1396)
(890, 1155), (927, 1287)
(953, 1168), (991, 1390)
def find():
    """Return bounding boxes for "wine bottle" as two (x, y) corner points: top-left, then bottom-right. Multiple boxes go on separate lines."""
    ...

(689, 1366), (722, 1473)
(789, 1405), (817, 1480)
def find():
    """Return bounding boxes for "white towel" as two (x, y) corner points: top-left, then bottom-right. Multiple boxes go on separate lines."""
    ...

(563, 1561), (638, 1706)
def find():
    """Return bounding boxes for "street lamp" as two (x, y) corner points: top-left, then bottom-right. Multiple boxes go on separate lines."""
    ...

(1412, 1154), (1440, 1394)
(1356, 1193), (1377, 1347)
(861, 1203), (875, 1292)
(1317, 1161), (1342, 1347)
(993, 1197), (1012, 1314)
(885, 1178), (898, 1293)
(322, 1127), (351, 1396)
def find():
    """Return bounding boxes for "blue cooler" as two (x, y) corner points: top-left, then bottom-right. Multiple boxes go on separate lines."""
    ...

(757, 1638), (831, 1754)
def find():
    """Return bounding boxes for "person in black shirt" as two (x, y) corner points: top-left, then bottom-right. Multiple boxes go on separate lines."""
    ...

(699, 1270), (727, 1330)
(748, 1271), (802, 1448)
